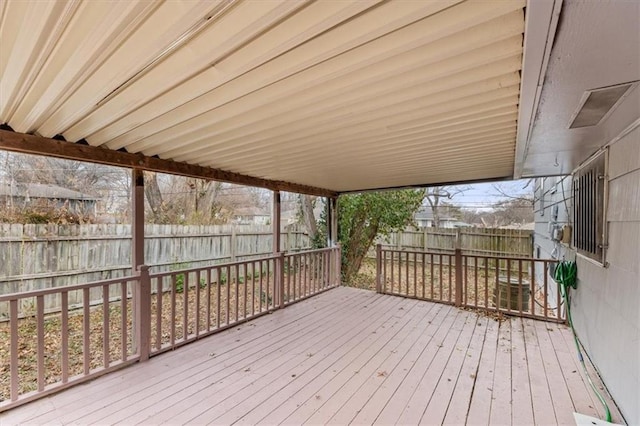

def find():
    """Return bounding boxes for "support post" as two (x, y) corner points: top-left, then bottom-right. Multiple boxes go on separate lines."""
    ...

(131, 168), (145, 354)
(376, 244), (382, 293)
(454, 229), (463, 307)
(132, 168), (145, 272)
(135, 265), (151, 361)
(272, 190), (281, 254)
(327, 196), (338, 247)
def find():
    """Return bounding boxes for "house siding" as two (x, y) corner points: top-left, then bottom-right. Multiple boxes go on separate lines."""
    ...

(574, 126), (640, 425)
(533, 175), (572, 306)
(534, 125), (639, 423)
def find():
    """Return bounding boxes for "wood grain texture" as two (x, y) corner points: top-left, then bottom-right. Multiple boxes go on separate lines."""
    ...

(0, 130), (337, 198)
(1, 287), (624, 425)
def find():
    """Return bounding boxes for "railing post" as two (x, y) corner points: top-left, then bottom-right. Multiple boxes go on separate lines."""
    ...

(454, 230), (463, 307)
(135, 265), (151, 361)
(276, 252), (285, 308)
(336, 244), (342, 286)
(376, 244), (382, 293)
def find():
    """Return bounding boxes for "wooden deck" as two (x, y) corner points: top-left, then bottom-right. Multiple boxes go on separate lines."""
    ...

(1, 287), (623, 425)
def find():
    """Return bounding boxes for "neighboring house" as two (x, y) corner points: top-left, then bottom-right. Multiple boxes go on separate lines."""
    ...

(232, 207), (270, 225)
(413, 206), (469, 228)
(281, 199), (325, 226)
(499, 222), (535, 230)
(0, 183), (97, 216)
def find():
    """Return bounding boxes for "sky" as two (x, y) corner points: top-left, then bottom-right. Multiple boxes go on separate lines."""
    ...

(446, 179), (533, 211)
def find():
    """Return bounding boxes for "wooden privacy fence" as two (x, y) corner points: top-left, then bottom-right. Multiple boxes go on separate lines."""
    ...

(0, 224), (310, 317)
(0, 246), (341, 411)
(376, 245), (563, 323)
(380, 227), (533, 257)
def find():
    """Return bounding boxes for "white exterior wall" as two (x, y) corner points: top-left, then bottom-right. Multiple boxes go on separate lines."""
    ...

(534, 126), (639, 423)
(572, 126), (640, 424)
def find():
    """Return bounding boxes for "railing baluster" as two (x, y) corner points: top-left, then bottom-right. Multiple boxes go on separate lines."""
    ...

(543, 262), (548, 318)
(235, 264), (240, 322)
(318, 251), (327, 291)
(308, 253), (313, 297)
(102, 285), (110, 368)
(259, 261), (264, 313)
(120, 281), (128, 361)
(206, 269), (212, 332)
(494, 260), (499, 311)
(413, 252), (418, 297)
(405, 252), (409, 296)
(216, 267), (221, 329)
(301, 254), (305, 297)
(506, 259), (512, 314)
(170, 276), (176, 348)
(288, 256), (292, 303)
(518, 260), (523, 314)
(296, 255), (301, 299)
(474, 257), (478, 308)
(463, 256), (468, 306)
(390, 251), (395, 294)
(298, 254), (303, 299)
(226, 265), (231, 323)
(448, 255), (453, 303)
(156, 278), (162, 350)
(383, 250), (387, 293)
(530, 261), (536, 315)
(317, 252), (322, 293)
(484, 260), (489, 309)
(265, 260), (270, 310)
(251, 262), (256, 316)
(318, 253), (322, 295)
(83, 288), (91, 375)
(243, 263), (248, 318)
(439, 254), (443, 301)
(37, 295), (45, 391)
(422, 253), (427, 299)
(557, 267), (562, 321)
(10, 299), (18, 401)
(61, 291), (69, 384)
(310, 253), (315, 296)
(183, 272), (189, 340)
(430, 253), (434, 299)
(195, 270), (201, 336)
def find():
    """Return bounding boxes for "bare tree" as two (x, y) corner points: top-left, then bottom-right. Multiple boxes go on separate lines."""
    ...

(143, 172), (166, 222)
(299, 194), (318, 241)
(424, 185), (467, 227)
(492, 179), (534, 202)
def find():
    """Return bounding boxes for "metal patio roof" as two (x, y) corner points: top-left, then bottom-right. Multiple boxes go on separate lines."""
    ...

(0, 0), (525, 194)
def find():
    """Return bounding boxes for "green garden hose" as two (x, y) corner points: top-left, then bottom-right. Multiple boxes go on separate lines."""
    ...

(555, 261), (612, 423)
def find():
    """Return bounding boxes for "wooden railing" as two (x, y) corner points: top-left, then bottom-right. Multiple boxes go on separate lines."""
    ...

(0, 246), (341, 411)
(376, 245), (564, 323)
(0, 274), (142, 410)
(147, 255), (280, 355)
(283, 248), (340, 305)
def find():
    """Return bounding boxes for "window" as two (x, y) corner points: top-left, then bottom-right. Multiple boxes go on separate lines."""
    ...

(573, 151), (607, 263)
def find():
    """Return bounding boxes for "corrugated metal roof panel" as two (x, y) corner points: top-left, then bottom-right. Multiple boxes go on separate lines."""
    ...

(0, 0), (525, 193)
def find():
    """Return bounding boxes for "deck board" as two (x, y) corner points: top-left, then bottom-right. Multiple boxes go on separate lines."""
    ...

(277, 302), (443, 425)
(1, 287), (624, 425)
(533, 319), (578, 425)
(488, 317), (512, 425)
(510, 318), (535, 425)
